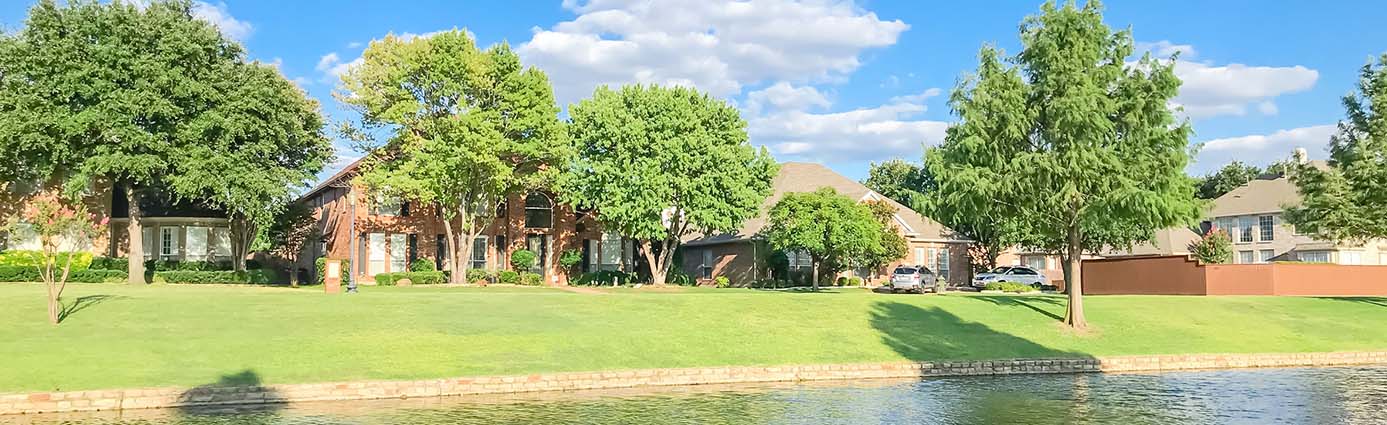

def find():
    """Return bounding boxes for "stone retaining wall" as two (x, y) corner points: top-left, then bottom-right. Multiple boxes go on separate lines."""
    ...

(4, 351), (1385, 415)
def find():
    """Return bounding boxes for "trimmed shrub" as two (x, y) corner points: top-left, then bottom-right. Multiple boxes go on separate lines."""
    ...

(89, 257), (128, 271)
(70, 269), (128, 283)
(983, 281), (1039, 293)
(573, 270), (638, 286)
(465, 268), (490, 283)
(374, 272), (397, 286)
(847, 277), (863, 287)
(0, 251), (94, 270)
(510, 249), (537, 272)
(410, 259), (436, 272)
(835, 276), (847, 286)
(519, 271), (543, 286)
(378, 271), (446, 285)
(497, 270), (520, 284)
(714, 275), (731, 288)
(144, 260), (234, 272)
(667, 270), (696, 286)
(0, 266), (40, 282)
(314, 258), (351, 287)
(156, 270), (274, 284)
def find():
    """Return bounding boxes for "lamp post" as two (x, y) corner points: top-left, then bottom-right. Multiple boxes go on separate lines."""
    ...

(347, 190), (358, 293)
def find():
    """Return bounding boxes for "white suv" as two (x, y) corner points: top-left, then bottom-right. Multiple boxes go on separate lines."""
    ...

(972, 266), (1047, 288)
(889, 266), (936, 293)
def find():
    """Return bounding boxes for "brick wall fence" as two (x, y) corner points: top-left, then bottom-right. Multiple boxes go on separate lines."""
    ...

(3, 351), (1384, 415)
(1082, 255), (1387, 295)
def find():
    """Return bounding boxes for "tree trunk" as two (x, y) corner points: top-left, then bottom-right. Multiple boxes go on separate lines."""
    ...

(229, 216), (254, 272)
(288, 256), (299, 288)
(640, 240), (669, 285)
(1062, 226), (1088, 329)
(811, 258), (820, 291)
(440, 216), (462, 284)
(125, 184), (146, 284)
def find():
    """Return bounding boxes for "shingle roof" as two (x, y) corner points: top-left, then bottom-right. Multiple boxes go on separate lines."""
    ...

(1103, 227), (1201, 257)
(683, 162), (964, 246)
(1207, 160), (1326, 217)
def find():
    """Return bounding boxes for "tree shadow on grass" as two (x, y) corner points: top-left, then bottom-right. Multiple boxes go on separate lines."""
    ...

(965, 295), (1066, 321)
(869, 301), (1086, 361)
(1314, 297), (1387, 308)
(57, 295), (125, 323)
(176, 370), (285, 418)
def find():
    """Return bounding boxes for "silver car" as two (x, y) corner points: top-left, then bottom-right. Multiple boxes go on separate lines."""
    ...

(889, 266), (936, 293)
(972, 266), (1048, 288)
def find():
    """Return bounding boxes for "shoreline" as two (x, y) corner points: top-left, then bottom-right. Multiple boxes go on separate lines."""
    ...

(3, 351), (1384, 416)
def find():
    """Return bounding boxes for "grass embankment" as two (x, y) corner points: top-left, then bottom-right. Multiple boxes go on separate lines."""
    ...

(1, 284), (1384, 393)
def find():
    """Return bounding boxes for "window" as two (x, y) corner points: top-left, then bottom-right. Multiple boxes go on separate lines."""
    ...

(160, 227), (181, 261)
(1023, 255), (1047, 271)
(1012, 267), (1038, 275)
(599, 232), (623, 271)
(1237, 250), (1254, 264)
(524, 193), (553, 228)
(142, 227), (157, 260)
(1341, 251), (1363, 265)
(935, 248), (950, 280)
(368, 233), (387, 276)
(1238, 217), (1254, 243)
(1298, 251), (1330, 263)
(701, 250), (713, 279)
(1258, 216), (1274, 242)
(389, 234), (407, 272)
(436, 234), (448, 271)
(212, 228), (232, 259)
(471, 236), (487, 270)
(371, 195), (402, 216)
(1215, 217), (1234, 235)
(185, 226), (209, 262)
(787, 250), (812, 269)
(1258, 249), (1275, 263)
(4, 223), (40, 251)
(914, 247), (925, 266)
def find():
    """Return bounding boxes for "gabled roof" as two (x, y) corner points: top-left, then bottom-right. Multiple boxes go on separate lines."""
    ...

(683, 162), (965, 246)
(1208, 160), (1327, 217)
(1103, 227), (1201, 257)
(298, 157), (366, 202)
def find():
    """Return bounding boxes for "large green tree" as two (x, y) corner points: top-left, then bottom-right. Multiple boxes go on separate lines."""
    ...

(863, 159), (932, 206)
(925, 1), (1201, 329)
(1195, 161), (1262, 199)
(1286, 54), (1387, 242)
(0, 0), (325, 282)
(563, 85), (776, 285)
(339, 30), (567, 283)
(764, 188), (885, 290)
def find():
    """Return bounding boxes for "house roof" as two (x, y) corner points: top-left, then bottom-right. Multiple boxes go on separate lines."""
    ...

(1207, 160), (1327, 217)
(1103, 227), (1201, 257)
(683, 162), (964, 246)
(298, 157), (366, 202)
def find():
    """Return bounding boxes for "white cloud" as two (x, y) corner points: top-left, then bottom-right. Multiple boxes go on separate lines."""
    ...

(315, 52), (361, 84)
(744, 82), (831, 115)
(747, 85), (947, 161)
(347, 41), (364, 49)
(1172, 61), (1317, 119)
(1256, 100), (1278, 116)
(1135, 40), (1196, 59)
(518, 0), (909, 106)
(192, 1), (253, 41)
(1191, 124), (1337, 174)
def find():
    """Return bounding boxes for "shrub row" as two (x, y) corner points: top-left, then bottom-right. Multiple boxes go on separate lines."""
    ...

(88, 257), (263, 272)
(374, 271), (447, 286)
(0, 251), (95, 270)
(983, 281), (1039, 293)
(0, 266), (128, 283)
(834, 276), (864, 287)
(156, 270), (275, 284)
(572, 270), (639, 286)
(519, 271), (542, 286)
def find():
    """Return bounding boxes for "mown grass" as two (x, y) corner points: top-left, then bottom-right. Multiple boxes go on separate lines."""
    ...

(1, 283), (1384, 393)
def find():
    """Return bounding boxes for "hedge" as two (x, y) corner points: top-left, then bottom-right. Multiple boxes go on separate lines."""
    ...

(983, 281), (1039, 293)
(518, 271), (542, 286)
(573, 270), (639, 286)
(314, 258), (351, 287)
(374, 271), (446, 286)
(0, 266), (127, 283)
(0, 251), (93, 270)
(90, 257), (128, 271)
(410, 259), (436, 272)
(465, 268), (492, 283)
(156, 270), (275, 285)
(497, 270), (520, 284)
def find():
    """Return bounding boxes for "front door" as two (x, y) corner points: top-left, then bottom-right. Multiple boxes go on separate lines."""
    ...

(367, 233), (386, 276)
(526, 234), (547, 275)
(390, 234), (407, 272)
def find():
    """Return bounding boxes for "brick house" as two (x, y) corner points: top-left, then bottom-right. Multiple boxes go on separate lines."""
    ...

(680, 162), (973, 286)
(1, 180), (236, 263)
(296, 160), (640, 284)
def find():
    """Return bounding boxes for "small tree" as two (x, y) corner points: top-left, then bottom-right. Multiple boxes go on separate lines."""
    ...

(1196, 161), (1262, 199)
(863, 159), (932, 206)
(266, 203), (318, 287)
(563, 84), (777, 285)
(4, 195), (103, 325)
(861, 200), (909, 281)
(764, 188), (885, 291)
(558, 249), (583, 277)
(1287, 54), (1387, 243)
(510, 249), (537, 273)
(1188, 229), (1233, 264)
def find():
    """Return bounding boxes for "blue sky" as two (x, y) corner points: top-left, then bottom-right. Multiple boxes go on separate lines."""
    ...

(3, 1), (1385, 183)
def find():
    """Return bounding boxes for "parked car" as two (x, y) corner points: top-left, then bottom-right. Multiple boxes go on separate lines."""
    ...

(972, 266), (1048, 288)
(889, 266), (936, 293)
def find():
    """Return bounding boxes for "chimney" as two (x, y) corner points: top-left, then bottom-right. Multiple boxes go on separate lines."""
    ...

(1294, 147), (1308, 165)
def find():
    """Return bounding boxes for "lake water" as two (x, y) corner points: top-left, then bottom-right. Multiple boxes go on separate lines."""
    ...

(10, 366), (1387, 424)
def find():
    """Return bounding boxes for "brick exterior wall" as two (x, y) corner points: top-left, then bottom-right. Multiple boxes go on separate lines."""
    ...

(4, 351), (1383, 415)
(1, 180), (116, 257)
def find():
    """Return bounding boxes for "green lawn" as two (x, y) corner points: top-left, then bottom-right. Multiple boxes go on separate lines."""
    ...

(1, 283), (1385, 393)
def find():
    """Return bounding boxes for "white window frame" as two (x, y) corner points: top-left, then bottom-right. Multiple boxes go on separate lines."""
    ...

(1341, 251), (1363, 265)
(1258, 249), (1275, 263)
(1238, 217), (1255, 243)
(185, 226), (210, 262)
(371, 195), (402, 217)
(1258, 215), (1275, 242)
(160, 227), (182, 261)
(470, 236), (488, 270)
(1237, 250), (1254, 264)
(701, 249), (713, 279)
(1298, 251), (1330, 263)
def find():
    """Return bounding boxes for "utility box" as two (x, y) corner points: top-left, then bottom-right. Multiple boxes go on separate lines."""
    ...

(324, 259), (342, 294)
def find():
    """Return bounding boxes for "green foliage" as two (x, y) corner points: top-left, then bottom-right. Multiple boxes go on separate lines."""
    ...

(1286, 54), (1387, 243)
(518, 272), (543, 286)
(89, 257), (128, 271)
(573, 270), (639, 286)
(374, 271), (447, 286)
(339, 30), (567, 284)
(266, 203), (320, 268)
(666, 270), (696, 286)
(510, 249), (537, 271)
(497, 270), (521, 284)
(1189, 230), (1233, 264)
(465, 268), (491, 283)
(863, 159), (933, 206)
(558, 249), (583, 272)
(714, 276), (731, 288)
(925, 2), (1202, 326)
(407, 258), (435, 272)
(0, 266), (126, 283)
(835, 276), (848, 286)
(764, 187), (887, 288)
(156, 270), (274, 285)
(562, 84), (777, 285)
(861, 200), (910, 272)
(847, 277), (864, 287)
(0, 266), (38, 282)
(313, 257), (351, 287)
(984, 282), (1039, 293)
(0, 251), (93, 271)
(144, 260), (234, 272)
(1196, 161), (1263, 199)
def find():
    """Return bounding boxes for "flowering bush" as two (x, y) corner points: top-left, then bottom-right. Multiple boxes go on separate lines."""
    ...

(4, 194), (105, 325)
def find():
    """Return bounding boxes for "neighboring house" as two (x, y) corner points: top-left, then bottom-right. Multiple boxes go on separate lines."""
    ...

(297, 159), (638, 284)
(681, 162), (972, 286)
(1206, 160), (1387, 265)
(0, 180), (235, 263)
(995, 227), (1200, 287)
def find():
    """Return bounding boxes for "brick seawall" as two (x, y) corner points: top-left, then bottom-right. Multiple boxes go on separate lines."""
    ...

(3, 351), (1385, 415)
